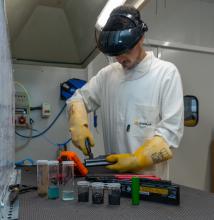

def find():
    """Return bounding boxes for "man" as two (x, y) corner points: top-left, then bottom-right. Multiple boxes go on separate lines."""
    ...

(67, 5), (184, 179)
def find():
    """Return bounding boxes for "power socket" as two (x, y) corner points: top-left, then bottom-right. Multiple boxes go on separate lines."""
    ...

(42, 102), (51, 118)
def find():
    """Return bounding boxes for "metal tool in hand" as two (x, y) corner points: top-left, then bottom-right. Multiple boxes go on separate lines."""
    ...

(85, 138), (94, 159)
(84, 139), (113, 167)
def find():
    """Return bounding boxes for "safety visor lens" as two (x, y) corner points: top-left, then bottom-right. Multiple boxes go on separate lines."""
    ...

(97, 26), (143, 56)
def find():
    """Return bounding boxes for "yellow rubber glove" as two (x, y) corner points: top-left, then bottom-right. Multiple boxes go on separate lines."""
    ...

(68, 100), (95, 155)
(106, 136), (172, 172)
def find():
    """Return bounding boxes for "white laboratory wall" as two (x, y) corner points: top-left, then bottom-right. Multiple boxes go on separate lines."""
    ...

(141, 0), (214, 48)
(14, 64), (88, 162)
(162, 48), (214, 191)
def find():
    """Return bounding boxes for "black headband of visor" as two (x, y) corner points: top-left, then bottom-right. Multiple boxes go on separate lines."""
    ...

(97, 13), (148, 56)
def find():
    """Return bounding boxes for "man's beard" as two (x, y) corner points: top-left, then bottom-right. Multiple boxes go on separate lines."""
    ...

(122, 60), (139, 70)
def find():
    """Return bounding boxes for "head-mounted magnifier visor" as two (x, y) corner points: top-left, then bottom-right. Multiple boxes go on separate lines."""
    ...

(97, 24), (145, 56)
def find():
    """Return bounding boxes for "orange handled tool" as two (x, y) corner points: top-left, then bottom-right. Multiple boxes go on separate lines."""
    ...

(59, 151), (88, 176)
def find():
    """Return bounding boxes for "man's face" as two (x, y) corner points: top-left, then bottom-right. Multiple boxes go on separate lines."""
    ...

(115, 38), (144, 70)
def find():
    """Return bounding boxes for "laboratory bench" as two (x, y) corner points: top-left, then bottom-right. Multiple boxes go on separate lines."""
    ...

(18, 167), (214, 220)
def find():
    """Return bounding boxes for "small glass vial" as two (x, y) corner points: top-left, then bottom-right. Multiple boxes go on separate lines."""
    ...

(107, 183), (121, 205)
(61, 161), (75, 201)
(77, 181), (90, 202)
(37, 160), (48, 197)
(91, 182), (105, 204)
(48, 160), (59, 199)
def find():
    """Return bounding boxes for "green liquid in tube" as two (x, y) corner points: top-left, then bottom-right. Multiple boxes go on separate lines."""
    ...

(131, 177), (140, 205)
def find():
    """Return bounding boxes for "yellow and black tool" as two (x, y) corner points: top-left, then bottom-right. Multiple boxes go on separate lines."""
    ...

(85, 138), (94, 159)
(84, 139), (114, 167)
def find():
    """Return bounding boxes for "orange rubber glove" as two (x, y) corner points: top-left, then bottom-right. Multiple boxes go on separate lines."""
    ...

(68, 100), (95, 155)
(106, 136), (172, 172)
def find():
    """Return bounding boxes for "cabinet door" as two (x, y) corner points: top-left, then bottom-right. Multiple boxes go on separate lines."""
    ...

(160, 47), (214, 191)
(142, 0), (214, 48)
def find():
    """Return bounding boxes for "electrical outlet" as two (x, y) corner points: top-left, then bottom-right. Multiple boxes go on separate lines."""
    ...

(42, 102), (51, 118)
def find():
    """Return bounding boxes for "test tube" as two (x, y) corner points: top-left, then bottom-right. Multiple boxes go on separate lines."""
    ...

(131, 177), (140, 205)
(61, 161), (75, 201)
(37, 160), (48, 197)
(77, 181), (90, 202)
(91, 182), (105, 204)
(48, 160), (59, 199)
(107, 183), (121, 205)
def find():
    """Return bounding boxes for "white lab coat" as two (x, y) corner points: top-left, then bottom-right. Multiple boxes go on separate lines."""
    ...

(67, 51), (184, 180)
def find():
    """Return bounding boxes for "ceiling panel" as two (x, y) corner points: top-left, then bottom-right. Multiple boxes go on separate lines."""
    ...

(6, 0), (107, 67)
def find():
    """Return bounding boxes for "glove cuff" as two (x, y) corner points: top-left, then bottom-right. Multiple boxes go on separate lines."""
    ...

(134, 136), (172, 168)
(68, 100), (88, 125)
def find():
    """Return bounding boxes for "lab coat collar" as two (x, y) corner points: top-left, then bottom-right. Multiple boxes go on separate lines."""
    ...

(122, 51), (154, 81)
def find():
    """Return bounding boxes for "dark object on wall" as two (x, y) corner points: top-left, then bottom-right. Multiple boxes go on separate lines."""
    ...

(184, 95), (199, 127)
(211, 140), (214, 193)
(60, 78), (86, 100)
